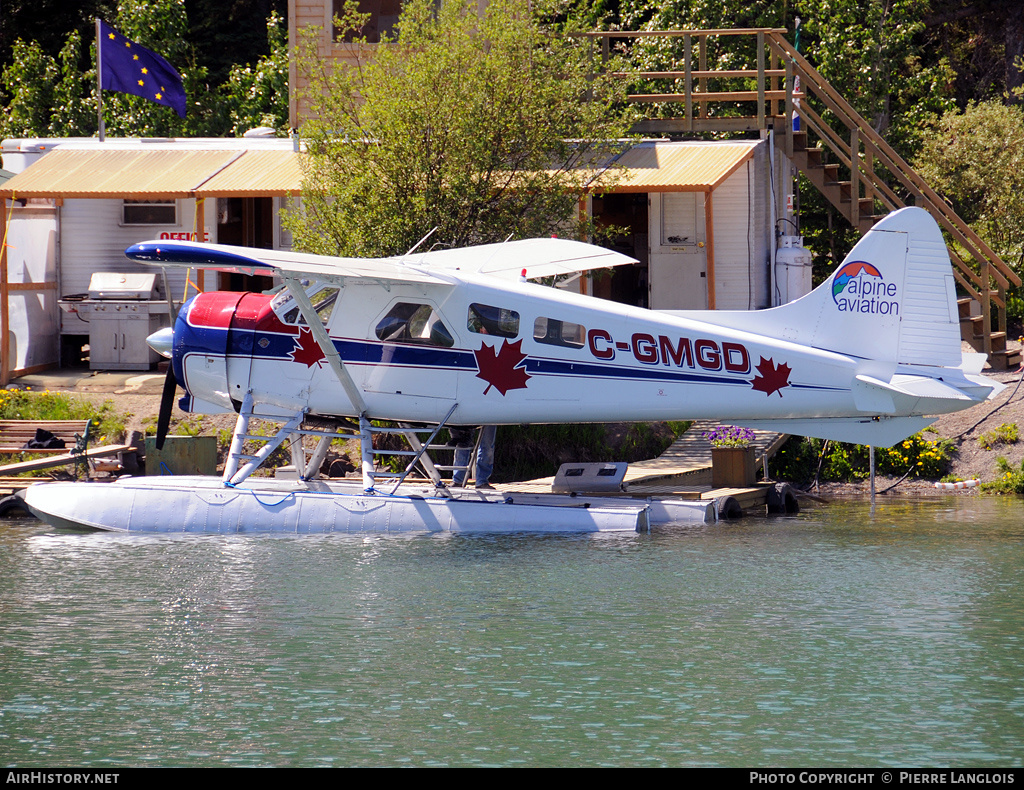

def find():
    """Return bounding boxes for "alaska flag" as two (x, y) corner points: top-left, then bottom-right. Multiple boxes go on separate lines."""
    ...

(99, 21), (187, 118)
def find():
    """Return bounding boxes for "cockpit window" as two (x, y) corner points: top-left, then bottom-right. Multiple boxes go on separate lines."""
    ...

(467, 303), (519, 338)
(375, 302), (454, 347)
(272, 285), (339, 327)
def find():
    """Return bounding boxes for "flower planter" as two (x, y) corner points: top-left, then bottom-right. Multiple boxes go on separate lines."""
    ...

(711, 446), (757, 488)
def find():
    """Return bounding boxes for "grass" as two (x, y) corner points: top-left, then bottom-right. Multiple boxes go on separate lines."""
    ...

(978, 423), (1019, 450)
(980, 457), (1024, 494)
(0, 388), (127, 444)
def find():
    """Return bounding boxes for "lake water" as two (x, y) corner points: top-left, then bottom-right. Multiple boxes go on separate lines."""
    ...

(2, 497), (1023, 767)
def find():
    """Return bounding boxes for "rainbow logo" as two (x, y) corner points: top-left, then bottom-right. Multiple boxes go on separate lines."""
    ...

(831, 260), (900, 315)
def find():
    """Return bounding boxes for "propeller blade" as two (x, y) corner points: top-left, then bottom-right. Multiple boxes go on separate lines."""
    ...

(155, 366), (177, 451)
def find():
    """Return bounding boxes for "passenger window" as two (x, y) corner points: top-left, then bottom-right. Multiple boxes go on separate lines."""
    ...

(533, 317), (586, 349)
(375, 302), (454, 347)
(467, 303), (519, 338)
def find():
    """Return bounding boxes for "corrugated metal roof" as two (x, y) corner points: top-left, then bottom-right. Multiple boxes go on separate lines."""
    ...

(612, 141), (756, 192)
(1, 140), (752, 199)
(0, 148), (242, 198)
(194, 150), (302, 196)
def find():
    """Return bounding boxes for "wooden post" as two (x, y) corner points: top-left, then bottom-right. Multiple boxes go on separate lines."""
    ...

(699, 35), (707, 120)
(684, 33), (692, 133)
(704, 190), (716, 310)
(982, 270), (993, 356)
(1, 197), (9, 386)
(756, 31), (765, 129)
(195, 196), (206, 293)
(864, 140), (875, 213)
(784, 59), (794, 160)
(869, 445), (875, 502)
(770, 46), (779, 118)
(850, 127), (860, 228)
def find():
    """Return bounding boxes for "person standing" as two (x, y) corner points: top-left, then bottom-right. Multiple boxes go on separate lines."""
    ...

(452, 425), (497, 489)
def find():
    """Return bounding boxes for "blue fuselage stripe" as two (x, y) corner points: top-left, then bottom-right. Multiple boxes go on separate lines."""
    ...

(180, 323), (841, 391)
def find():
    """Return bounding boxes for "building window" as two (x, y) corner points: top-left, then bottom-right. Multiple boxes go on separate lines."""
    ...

(533, 317), (586, 349)
(333, 0), (404, 43)
(122, 199), (177, 226)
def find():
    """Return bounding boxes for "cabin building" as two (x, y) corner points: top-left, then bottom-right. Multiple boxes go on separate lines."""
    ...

(0, 136), (301, 380)
(1, 134), (792, 383)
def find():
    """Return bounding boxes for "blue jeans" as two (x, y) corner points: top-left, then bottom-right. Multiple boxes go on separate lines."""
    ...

(453, 425), (496, 487)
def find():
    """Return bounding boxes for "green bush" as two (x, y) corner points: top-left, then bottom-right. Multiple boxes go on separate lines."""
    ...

(981, 457), (1024, 495)
(978, 423), (1019, 450)
(771, 431), (955, 484)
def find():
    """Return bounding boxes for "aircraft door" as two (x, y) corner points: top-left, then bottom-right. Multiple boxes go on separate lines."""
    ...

(365, 300), (460, 401)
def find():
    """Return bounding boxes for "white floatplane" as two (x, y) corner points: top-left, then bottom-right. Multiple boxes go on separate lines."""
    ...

(22, 207), (1003, 533)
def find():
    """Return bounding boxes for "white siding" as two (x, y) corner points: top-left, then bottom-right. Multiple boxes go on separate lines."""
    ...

(59, 198), (194, 300)
(708, 144), (770, 310)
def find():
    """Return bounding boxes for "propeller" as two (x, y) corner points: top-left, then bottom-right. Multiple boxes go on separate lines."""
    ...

(151, 267), (181, 451)
(155, 364), (177, 451)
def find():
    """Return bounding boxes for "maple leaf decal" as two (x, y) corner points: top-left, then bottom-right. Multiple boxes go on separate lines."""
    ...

(473, 338), (531, 395)
(751, 356), (791, 397)
(289, 327), (327, 368)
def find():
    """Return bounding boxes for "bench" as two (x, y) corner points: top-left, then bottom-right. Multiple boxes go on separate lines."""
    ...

(0, 420), (91, 455)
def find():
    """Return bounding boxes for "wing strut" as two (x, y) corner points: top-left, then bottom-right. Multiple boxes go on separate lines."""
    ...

(281, 275), (369, 417)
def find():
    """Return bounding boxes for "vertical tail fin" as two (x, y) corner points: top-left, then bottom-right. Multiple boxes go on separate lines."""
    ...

(683, 207), (962, 368)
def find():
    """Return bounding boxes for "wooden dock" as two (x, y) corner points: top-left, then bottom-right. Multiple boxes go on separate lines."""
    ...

(0, 445), (136, 497)
(501, 421), (791, 515)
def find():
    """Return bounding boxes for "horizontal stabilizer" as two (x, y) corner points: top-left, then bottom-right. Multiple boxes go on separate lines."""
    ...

(735, 416), (936, 448)
(856, 373), (974, 402)
(852, 370), (1001, 415)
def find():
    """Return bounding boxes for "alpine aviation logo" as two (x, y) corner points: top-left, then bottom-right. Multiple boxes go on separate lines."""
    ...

(831, 260), (900, 315)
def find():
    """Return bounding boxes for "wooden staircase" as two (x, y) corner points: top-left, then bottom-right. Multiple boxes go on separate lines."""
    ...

(789, 135), (885, 234)
(957, 298), (1022, 371)
(583, 28), (1022, 369)
(768, 32), (1022, 368)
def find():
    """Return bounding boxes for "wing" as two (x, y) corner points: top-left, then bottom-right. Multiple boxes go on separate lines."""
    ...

(125, 237), (636, 286)
(124, 240), (450, 286)
(410, 238), (637, 280)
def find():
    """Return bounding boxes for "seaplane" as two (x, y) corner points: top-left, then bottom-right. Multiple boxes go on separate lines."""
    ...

(21, 206), (1004, 534)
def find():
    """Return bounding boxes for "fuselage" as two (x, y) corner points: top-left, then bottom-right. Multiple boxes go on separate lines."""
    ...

(171, 273), (869, 426)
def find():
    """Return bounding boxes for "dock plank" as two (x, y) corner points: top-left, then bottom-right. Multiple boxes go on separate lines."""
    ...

(0, 444), (134, 476)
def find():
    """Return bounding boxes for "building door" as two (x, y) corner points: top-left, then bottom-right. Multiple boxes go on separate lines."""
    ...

(216, 197), (275, 292)
(648, 192), (708, 310)
(589, 192), (649, 308)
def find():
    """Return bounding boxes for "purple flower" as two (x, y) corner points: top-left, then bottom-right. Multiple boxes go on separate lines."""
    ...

(703, 426), (755, 448)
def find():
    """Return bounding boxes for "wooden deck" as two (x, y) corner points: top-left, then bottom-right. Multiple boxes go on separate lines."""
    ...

(0, 445), (137, 496)
(502, 421), (788, 499)
(0, 420), (90, 454)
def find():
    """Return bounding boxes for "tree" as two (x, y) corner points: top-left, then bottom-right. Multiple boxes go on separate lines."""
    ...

(1, 30), (95, 137)
(288, 0), (632, 257)
(220, 11), (289, 136)
(1, 0), (288, 138)
(796, 0), (956, 153)
(914, 100), (1024, 273)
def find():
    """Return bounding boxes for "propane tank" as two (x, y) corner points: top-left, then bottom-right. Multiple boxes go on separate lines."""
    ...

(774, 235), (813, 305)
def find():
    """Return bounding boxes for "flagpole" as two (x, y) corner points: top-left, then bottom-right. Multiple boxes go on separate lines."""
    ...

(96, 19), (105, 142)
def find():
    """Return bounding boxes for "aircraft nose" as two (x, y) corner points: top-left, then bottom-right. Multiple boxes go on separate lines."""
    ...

(147, 326), (174, 358)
